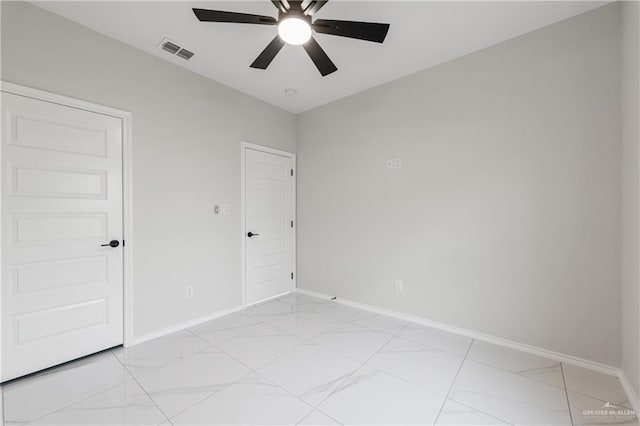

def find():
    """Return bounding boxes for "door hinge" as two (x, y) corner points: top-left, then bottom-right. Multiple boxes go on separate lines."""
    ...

(123, 240), (125, 247)
(291, 169), (294, 177)
(291, 220), (294, 228)
(291, 272), (294, 280)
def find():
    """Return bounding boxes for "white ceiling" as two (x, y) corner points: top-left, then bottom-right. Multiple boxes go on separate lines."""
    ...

(34, 1), (606, 113)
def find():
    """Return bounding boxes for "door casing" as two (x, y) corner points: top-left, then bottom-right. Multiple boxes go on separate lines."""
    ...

(240, 141), (296, 307)
(0, 81), (134, 381)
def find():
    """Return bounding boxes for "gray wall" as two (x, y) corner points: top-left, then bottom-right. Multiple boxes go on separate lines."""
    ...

(0, 1), (296, 339)
(297, 3), (622, 366)
(621, 0), (640, 397)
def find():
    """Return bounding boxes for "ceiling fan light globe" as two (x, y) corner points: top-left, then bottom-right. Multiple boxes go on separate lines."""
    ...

(278, 17), (312, 45)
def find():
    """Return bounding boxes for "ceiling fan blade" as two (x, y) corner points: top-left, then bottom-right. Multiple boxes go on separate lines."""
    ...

(313, 19), (390, 43)
(271, 0), (288, 13)
(250, 36), (286, 69)
(304, 0), (329, 16)
(192, 8), (277, 25)
(302, 37), (337, 76)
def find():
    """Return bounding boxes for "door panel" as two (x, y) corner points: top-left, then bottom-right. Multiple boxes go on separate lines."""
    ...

(245, 148), (294, 305)
(1, 92), (124, 382)
(12, 166), (107, 199)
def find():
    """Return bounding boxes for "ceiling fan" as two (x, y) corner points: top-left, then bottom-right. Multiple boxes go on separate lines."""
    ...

(192, 0), (390, 77)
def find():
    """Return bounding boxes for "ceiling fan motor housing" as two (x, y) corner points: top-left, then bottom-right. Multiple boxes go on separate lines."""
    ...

(279, 8), (311, 24)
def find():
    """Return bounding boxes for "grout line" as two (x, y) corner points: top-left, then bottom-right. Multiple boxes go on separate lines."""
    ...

(464, 358), (565, 391)
(445, 398), (515, 426)
(240, 372), (318, 425)
(209, 312), (342, 424)
(162, 346), (317, 424)
(239, 295), (489, 418)
(306, 318), (401, 412)
(113, 338), (263, 423)
(390, 318), (412, 338)
(360, 329), (398, 367)
(225, 297), (364, 371)
(114, 334), (217, 382)
(561, 363), (575, 426)
(296, 406), (343, 426)
(160, 302), (328, 421)
(139, 327), (267, 422)
(163, 368), (256, 422)
(7, 353), (134, 425)
(110, 348), (174, 424)
(433, 338), (474, 425)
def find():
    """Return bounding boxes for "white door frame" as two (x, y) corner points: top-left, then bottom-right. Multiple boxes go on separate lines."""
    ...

(0, 81), (135, 381)
(240, 141), (296, 307)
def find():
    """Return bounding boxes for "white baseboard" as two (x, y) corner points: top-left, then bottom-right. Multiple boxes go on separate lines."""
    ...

(619, 370), (640, 414)
(127, 305), (244, 347)
(296, 287), (621, 378)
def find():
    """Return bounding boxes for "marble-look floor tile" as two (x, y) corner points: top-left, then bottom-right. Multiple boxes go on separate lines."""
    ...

(310, 322), (394, 362)
(187, 313), (260, 345)
(258, 309), (338, 339)
(301, 301), (361, 321)
(318, 366), (444, 425)
(466, 341), (564, 388)
(3, 294), (635, 426)
(278, 293), (327, 306)
(450, 360), (571, 425)
(563, 364), (629, 404)
(136, 347), (250, 418)
(31, 380), (168, 425)
(350, 311), (408, 335)
(244, 300), (303, 318)
(171, 373), (312, 425)
(297, 409), (341, 425)
(259, 342), (361, 406)
(3, 351), (131, 424)
(435, 399), (510, 425)
(367, 336), (464, 395)
(568, 391), (638, 425)
(113, 330), (210, 378)
(215, 323), (304, 369)
(396, 324), (472, 356)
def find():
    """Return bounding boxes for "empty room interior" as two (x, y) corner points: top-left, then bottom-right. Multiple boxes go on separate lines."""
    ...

(0, 0), (639, 425)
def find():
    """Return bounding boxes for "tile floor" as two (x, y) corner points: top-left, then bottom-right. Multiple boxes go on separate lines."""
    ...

(1, 293), (637, 425)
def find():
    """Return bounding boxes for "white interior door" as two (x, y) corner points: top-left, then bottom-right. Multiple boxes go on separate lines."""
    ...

(1, 91), (124, 382)
(244, 147), (295, 305)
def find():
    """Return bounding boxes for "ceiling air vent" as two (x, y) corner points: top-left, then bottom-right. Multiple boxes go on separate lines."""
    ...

(160, 39), (180, 54)
(176, 48), (194, 60)
(158, 38), (195, 60)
